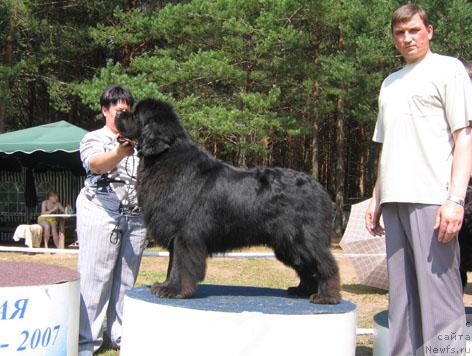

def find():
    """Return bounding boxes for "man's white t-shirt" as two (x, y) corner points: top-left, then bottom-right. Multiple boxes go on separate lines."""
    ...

(373, 52), (472, 205)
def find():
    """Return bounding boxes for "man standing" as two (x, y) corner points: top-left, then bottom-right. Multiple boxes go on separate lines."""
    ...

(77, 85), (146, 355)
(365, 4), (472, 356)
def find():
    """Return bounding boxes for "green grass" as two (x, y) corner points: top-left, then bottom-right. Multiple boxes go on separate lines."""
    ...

(0, 251), (383, 355)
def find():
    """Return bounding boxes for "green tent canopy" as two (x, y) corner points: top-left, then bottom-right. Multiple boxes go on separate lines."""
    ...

(0, 121), (88, 213)
(0, 121), (88, 174)
(0, 120), (88, 154)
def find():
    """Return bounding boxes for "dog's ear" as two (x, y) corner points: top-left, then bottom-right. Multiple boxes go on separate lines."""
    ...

(140, 137), (170, 156)
(134, 98), (180, 157)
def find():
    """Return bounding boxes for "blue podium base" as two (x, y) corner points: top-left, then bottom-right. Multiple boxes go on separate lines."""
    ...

(121, 284), (357, 356)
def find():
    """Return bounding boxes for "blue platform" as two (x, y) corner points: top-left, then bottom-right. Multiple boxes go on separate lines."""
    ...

(122, 284), (358, 356)
(127, 284), (356, 315)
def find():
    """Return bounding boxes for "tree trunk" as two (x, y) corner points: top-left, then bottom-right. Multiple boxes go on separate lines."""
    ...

(358, 125), (367, 197)
(333, 30), (346, 242)
(238, 137), (247, 167)
(311, 116), (319, 178)
(0, 5), (16, 133)
(307, 31), (321, 179)
(0, 101), (5, 133)
(334, 88), (345, 240)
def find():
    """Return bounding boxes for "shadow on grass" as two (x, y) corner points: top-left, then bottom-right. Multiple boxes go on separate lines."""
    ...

(355, 345), (373, 355)
(95, 348), (118, 356)
(342, 284), (388, 295)
(92, 332), (119, 356)
(463, 283), (472, 295)
(94, 347), (116, 356)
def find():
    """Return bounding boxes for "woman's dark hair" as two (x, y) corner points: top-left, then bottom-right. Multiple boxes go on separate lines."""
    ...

(100, 85), (134, 109)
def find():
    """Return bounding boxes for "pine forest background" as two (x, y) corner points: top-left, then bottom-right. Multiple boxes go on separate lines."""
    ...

(1, 0), (471, 237)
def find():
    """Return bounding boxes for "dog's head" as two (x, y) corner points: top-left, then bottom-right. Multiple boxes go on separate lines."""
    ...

(131, 98), (189, 157)
(115, 111), (140, 145)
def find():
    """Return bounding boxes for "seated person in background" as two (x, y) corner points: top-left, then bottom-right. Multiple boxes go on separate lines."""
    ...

(37, 191), (64, 248)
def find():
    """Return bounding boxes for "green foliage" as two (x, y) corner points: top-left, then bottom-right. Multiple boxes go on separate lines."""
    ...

(89, 7), (154, 49)
(1, 0), (471, 196)
(429, 0), (472, 59)
(75, 0), (319, 162)
(72, 61), (166, 112)
(63, 0), (472, 165)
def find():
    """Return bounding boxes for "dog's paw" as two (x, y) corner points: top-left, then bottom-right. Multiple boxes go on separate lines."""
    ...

(309, 293), (341, 305)
(287, 286), (309, 297)
(149, 281), (165, 295)
(287, 284), (316, 297)
(150, 282), (188, 299)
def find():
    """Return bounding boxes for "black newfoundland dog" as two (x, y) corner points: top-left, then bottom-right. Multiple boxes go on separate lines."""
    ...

(116, 98), (341, 304)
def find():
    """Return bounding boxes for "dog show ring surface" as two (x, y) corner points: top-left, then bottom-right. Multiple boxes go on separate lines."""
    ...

(0, 261), (80, 356)
(373, 307), (472, 356)
(121, 284), (357, 356)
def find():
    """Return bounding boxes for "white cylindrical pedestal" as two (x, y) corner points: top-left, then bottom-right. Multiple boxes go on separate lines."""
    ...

(0, 262), (80, 356)
(372, 310), (389, 356)
(121, 284), (357, 356)
(373, 307), (472, 356)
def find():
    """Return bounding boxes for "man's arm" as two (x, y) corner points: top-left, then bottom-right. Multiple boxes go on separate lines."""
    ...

(435, 125), (472, 243)
(365, 148), (385, 236)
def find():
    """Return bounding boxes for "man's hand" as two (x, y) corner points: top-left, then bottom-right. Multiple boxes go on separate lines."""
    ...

(435, 126), (471, 243)
(434, 200), (464, 243)
(365, 197), (385, 236)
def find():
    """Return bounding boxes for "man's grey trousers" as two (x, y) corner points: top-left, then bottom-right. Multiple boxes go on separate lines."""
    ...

(383, 203), (465, 356)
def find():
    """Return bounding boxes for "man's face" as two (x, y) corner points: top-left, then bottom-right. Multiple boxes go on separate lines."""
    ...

(392, 13), (433, 64)
(102, 100), (130, 133)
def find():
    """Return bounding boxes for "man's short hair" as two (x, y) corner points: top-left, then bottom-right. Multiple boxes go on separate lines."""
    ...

(100, 85), (134, 109)
(391, 4), (430, 32)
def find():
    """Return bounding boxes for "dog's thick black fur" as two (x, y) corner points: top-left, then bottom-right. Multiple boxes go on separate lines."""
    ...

(116, 99), (341, 304)
(459, 185), (472, 288)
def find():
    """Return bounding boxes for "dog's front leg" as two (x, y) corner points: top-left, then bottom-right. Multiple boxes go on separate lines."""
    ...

(150, 234), (207, 298)
(149, 238), (174, 290)
(166, 237), (174, 280)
